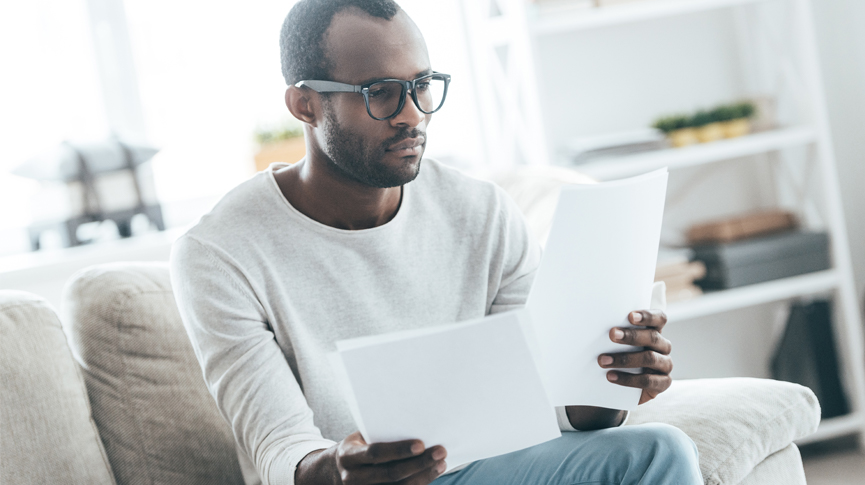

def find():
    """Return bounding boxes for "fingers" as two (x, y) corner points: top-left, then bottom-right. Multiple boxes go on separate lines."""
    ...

(337, 433), (448, 484)
(348, 447), (446, 484)
(605, 370), (672, 395)
(396, 461), (448, 485)
(598, 350), (673, 374)
(340, 436), (425, 467)
(609, 327), (672, 354)
(629, 309), (667, 331)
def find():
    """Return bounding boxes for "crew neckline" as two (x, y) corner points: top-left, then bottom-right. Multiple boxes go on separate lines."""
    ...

(266, 163), (411, 236)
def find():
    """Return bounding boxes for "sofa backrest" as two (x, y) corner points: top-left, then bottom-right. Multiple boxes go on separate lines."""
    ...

(0, 290), (116, 485)
(61, 262), (249, 485)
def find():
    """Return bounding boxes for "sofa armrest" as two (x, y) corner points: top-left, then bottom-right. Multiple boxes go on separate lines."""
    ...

(0, 290), (116, 484)
(628, 377), (819, 485)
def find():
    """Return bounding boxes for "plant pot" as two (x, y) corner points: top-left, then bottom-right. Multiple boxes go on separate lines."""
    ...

(695, 122), (725, 143)
(254, 137), (306, 172)
(721, 118), (751, 138)
(668, 128), (699, 147)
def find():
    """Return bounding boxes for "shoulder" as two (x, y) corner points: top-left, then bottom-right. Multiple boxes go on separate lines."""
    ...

(191, 170), (281, 234)
(174, 169), (284, 260)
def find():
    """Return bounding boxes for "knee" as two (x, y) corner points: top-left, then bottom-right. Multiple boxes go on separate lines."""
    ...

(635, 424), (701, 478)
(641, 423), (698, 456)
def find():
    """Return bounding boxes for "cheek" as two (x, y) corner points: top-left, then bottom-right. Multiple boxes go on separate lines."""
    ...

(327, 94), (370, 123)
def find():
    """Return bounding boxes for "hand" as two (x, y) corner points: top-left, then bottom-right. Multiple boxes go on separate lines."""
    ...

(296, 431), (447, 485)
(599, 309), (673, 405)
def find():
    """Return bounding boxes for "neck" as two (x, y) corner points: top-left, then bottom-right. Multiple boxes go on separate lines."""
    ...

(273, 155), (402, 231)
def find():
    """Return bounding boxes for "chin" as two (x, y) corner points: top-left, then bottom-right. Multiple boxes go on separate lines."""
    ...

(392, 158), (422, 186)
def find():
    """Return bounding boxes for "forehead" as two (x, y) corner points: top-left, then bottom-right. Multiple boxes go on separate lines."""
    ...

(324, 8), (431, 84)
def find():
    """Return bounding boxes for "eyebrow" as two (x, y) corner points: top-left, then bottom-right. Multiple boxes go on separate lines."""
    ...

(357, 68), (433, 86)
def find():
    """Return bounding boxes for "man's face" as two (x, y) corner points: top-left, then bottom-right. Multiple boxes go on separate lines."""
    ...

(316, 9), (433, 188)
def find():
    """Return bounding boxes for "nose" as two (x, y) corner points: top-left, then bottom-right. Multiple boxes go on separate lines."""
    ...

(389, 89), (426, 128)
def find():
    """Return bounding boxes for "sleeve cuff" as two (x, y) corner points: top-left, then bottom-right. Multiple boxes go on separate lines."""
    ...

(619, 410), (630, 427)
(555, 406), (578, 432)
(268, 439), (336, 485)
(554, 407), (630, 432)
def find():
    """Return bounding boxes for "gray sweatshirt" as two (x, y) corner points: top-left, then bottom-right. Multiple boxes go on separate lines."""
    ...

(170, 159), (548, 485)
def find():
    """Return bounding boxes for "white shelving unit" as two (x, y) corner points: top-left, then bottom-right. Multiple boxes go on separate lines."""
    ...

(461, 0), (865, 446)
(666, 269), (838, 321)
(576, 125), (816, 181)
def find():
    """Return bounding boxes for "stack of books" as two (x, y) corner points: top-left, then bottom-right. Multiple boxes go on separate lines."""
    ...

(685, 210), (830, 291)
(655, 249), (706, 303)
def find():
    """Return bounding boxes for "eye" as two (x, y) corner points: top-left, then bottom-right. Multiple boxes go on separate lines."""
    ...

(415, 81), (431, 92)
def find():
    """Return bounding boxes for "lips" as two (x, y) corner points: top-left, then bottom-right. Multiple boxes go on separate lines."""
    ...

(386, 137), (425, 152)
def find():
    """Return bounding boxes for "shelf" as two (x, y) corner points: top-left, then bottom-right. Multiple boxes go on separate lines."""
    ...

(570, 126), (816, 181)
(666, 270), (839, 321)
(529, 0), (772, 36)
(796, 413), (865, 446)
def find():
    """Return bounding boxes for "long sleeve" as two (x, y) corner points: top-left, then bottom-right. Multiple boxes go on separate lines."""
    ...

(170, 235), (335, 485)
(487, 187), (542, 315)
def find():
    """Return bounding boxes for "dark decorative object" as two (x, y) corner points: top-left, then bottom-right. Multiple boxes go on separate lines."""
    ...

(772, 299), (850, 419)
(13, 137), (164, 250)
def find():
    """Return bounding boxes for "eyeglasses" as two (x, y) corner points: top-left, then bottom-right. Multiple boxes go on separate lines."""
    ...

(295, 72), (451, 121)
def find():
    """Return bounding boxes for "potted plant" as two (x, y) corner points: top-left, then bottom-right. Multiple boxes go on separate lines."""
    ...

(652, 100), (759, 148)
(653, 114), (697, 147)
(253, 122), (305, 172)
(693, 109), (724, 143)
(720, 101), (756, 138)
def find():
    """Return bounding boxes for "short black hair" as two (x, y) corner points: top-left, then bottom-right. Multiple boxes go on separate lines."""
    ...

(280, 0), (401, 86)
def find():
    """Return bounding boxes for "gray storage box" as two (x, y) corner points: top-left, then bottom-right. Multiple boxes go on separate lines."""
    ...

(691, 231), (831, 290)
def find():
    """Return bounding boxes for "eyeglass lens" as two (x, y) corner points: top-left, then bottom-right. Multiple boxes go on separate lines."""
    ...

(367, 75), (447, 119)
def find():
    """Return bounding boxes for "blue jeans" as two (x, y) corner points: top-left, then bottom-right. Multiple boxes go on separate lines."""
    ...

(433, 423), (703, 485)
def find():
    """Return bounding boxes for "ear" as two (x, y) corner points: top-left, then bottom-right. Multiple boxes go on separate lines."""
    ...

(285, 86), (319, 126)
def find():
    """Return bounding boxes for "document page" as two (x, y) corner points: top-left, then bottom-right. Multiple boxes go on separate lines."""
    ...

(526, 168), (669, 410)
(331, 309), (561, 472)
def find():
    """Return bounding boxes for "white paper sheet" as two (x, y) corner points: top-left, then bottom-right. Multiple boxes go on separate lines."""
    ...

(331, 310), (561, 472)
(526, 168), (669, 410)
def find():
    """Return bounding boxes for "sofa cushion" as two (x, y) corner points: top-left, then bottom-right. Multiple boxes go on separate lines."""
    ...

(738, 443), (806, 485)
(61, 263), (246, 485)
(0, 291), (115, 484)
(628, 377), (819, 485)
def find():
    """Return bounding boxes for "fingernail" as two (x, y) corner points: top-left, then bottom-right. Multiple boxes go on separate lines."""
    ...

(612, 329), (624, 341)
(411, 443), (424, 455)
(607, 372), (618, 381)
(436, 461), (447, 474)
(433, 448), (446, 460)
(599, 355), (613, 366)
(632, 312), (643, 323)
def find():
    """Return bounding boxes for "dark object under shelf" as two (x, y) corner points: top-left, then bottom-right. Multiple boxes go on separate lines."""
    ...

(691, 230), (830, 290)
(771, 299), (849, 419)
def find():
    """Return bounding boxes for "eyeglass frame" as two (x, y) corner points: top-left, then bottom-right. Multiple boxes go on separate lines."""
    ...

(294, 71), (451, 121)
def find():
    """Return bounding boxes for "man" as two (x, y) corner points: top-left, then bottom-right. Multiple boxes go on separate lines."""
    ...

(170, 1), (703, 484)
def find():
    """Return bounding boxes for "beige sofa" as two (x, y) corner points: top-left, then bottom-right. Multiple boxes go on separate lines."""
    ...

(1, 263), (820, 485)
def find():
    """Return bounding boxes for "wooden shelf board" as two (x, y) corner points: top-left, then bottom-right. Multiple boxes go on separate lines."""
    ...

(570, 126), (816, 181)
(796, 413), (864, 446)
(530, 0), (772, 36)
(666, 270), (839, 321)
